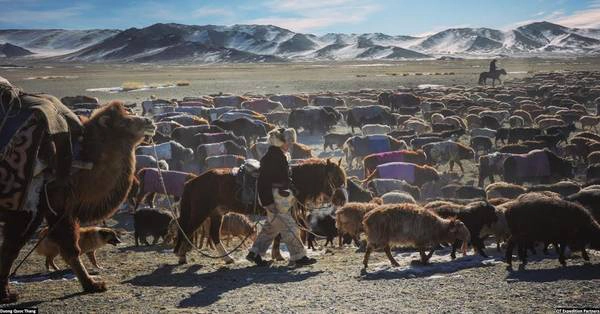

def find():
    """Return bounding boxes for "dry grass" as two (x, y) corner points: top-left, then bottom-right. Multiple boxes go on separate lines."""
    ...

(121, 81), (146, 91)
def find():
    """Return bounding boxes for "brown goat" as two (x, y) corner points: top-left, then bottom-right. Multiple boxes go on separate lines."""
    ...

(362, 203), (470, 267)
(335, 202), (380, 247)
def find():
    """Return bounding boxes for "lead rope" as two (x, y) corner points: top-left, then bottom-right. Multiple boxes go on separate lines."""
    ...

(10, 182), (66, 278)
(149, 139), (258, 259)
(150, 139), (334, 259)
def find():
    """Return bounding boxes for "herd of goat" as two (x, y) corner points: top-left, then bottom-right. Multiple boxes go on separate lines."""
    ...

(61, 70), (600, 270)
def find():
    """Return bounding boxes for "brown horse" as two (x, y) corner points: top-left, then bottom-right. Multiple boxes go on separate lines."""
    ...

(174, 158), (346, 264)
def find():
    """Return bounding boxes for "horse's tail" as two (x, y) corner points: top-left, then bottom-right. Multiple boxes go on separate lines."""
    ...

(478, 73), (485, 85)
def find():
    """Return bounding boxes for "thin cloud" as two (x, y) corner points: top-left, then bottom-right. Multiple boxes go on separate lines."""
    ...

(191, 6), (234, 18)
(553, 8), (600, 28)
(246, 0), (381, 33)
(0, 4), (91, 25)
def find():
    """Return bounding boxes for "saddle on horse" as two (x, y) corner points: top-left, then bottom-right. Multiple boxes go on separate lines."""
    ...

(0, 82), (85, 212)
(233, 159), (261, 207)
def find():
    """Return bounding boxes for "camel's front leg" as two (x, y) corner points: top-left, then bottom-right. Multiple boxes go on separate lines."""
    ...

(52, 219), (106, 293)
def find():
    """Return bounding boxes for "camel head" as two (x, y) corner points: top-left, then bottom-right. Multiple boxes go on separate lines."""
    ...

(88, 101), (156, 144)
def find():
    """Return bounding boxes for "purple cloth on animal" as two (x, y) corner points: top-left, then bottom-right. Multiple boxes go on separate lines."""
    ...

(513, 149), (550, 178)
(142, 168), (190, 197)
(376, 162), (416, 184)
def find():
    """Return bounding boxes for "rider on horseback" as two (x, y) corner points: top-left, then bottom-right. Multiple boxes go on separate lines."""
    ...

(246, 128), (317, 267)
(489, 59), (497, 73)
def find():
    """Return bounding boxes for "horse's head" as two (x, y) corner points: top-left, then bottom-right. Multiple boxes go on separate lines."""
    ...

(499, 69), (507, 75)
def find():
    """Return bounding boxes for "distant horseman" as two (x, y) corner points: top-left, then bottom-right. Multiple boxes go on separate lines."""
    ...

(489, 59), (497, 73)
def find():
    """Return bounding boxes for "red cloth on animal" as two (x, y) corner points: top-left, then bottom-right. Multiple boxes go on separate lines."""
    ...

(142, 168), (189, 197)
(374, 151), (407, 163)
(258, 146), (290, 206)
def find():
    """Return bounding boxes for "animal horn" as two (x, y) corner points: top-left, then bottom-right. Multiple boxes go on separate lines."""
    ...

(359, 169), (378, 184)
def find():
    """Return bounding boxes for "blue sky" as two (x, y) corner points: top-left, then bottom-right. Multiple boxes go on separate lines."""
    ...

(1, 0), (600, 35)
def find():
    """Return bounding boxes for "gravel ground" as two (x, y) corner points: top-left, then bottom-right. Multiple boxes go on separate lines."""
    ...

(5, 219), (600, 313)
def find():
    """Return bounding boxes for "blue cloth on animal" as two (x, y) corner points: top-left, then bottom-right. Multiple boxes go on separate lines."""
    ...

(353, 135), (391, 156)
(376, 162), (416, 184)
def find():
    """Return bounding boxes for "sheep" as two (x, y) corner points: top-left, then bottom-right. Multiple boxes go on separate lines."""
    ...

(509, 115), (525, 128)
(335, 202), (380, 247)
(323, 132), (352, 151)
(381, 191), (416, 204)
(480, 110), (510, 123)
(538, 118), (565, 129)
(367, 178), (422, 200)
(480, 204), (510, 251)
(422, 140), (474, 173)
(527, 181), (581, 197)
(470, 136), (493, 158)
(504, 196), (600, 268)
(579, 115), (600, 130)
(466, 114), (483, 129)
(362, 150), (427, 177)
(477, 152), (512, 187)
(425, 201), (497, 258)
(565, 189), (600, 222)
(220, 213), (257, 247)
(430, 113), (444, 124)
(485, 182), (527, 199)
(306, 210), (337, 250)
(405, 120), (431, 135)
(362, 124), (392, 136)
(587, 151), (600, 164)
(470, 128), (497, 139)
(503, 149), (574, 185)
(512, 110), (533, 126)
(369, 162), (440, 188)
(362, 203), (470, 267)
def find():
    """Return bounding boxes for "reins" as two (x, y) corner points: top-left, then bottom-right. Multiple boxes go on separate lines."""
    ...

(149, 139), (258, 259)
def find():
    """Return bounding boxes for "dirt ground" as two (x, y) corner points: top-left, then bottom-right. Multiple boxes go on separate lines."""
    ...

(2, 57), (600, 103)
(2, 59), (600, 312)
(5, 214), (600, 313)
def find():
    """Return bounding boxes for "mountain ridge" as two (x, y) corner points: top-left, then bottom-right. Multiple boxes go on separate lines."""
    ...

(1, 21), (598, 63)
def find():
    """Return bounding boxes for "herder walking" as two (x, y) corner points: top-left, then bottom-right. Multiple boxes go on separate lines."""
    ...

(246, 128), (317, 267)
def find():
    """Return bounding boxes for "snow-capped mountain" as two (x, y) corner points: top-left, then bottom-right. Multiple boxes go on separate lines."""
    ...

(0, 43), (34, 58)
(0, 29), (119, 56)
(0, 21), (598, 62)
(412, 22), (600, 55)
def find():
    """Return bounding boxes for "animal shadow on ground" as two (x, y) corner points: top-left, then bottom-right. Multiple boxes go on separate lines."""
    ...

(505, 263), (600, 282)
(8, 270), (88, 306)
(10, 269), (76, 283)
(360, 248), (504, 280)
(118, 244), (172, 253)
(125, 263), (323, 308)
